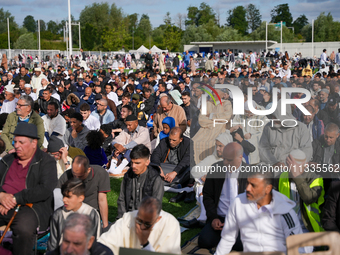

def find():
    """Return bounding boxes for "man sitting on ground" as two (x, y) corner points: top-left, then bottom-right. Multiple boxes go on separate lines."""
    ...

(65, 112), (90, 151)
(215, 167), (304, 255)
(2, 95), (44, 152)
(91, 98), (115, 125)
(117, 145), (164, 219)
(42, 101), (66, 147)
(80, 103), (100, 131)
(112, 115), (151, 162)
(98, 197), (181, 255)
(57, 155), (110, 230)
(151, 127), (190, 186)
(0, 122), (58, 255)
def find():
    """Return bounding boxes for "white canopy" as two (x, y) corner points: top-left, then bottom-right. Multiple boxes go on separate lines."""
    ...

(150, 45), (168, 53)
(136, 45), (149, 53)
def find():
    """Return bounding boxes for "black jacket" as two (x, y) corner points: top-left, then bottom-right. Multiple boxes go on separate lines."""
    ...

(311, 136), (340, 166)
(322, 180), (340, 232)
(173, 56), (179, 67)
(38, 96), (61, 114)
(203, 161), (249, 221)
(13, 74), (31, 86)
(0, 149), (58, 231)
(151, 136), (190, 175)
(117, 164), (164, 218)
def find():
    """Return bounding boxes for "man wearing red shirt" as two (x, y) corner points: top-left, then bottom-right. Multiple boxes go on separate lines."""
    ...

(0, 122), (58, 255)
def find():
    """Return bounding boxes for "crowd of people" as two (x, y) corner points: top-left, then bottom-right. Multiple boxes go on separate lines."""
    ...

(0, 47), (339, 255)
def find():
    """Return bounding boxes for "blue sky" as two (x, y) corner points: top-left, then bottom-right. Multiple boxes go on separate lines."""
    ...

(1, 0), (339, 28)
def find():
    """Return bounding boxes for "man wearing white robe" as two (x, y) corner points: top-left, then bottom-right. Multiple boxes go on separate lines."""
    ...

(98, 197), (181, 255)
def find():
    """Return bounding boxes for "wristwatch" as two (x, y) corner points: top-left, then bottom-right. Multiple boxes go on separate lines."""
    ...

(141, 241), (149, 248)
(65, 161), (70, 166)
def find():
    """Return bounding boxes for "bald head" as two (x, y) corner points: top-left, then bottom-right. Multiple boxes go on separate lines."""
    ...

(160, 96), (172, 113)
(169, 127), (183, 148)
(84, 87), (92, 97)
(222, 142), (243, 169)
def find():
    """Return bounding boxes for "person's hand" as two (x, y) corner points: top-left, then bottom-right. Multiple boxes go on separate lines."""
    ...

(8, 149), (15, 154)
(83, 96), (89, 101)
(60, 147), (69, 163)
(164, 171), (177, 183)
(156, 91), (160, 97)
(187, 120), (191, 127)
(229, 125), (240, 133)
(286, 154), (304, 178)
(0, 205), (9, 216)
(159, 167), (165, 179)
(71, 129), (78, 138)
(114, 143), (125, 154)
(42, 148), (48, 153)
(0, 193), (17, 210)
(244, 133), (251, 139)
(200, 175), (207, 183)
(135, 220), (152, 246)
(234, 132), (243, 142)
(211, 218), (224, 231)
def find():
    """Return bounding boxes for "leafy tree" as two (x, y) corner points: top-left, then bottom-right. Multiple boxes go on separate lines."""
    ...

(0, 8), (18, 34)
(293, 15), (308, 35)
(185, 6), (199, 26)
(270, 4), (293, 27)
(215, 27), (246, 41)
(181, 25), (213, 45)
(202, 19), (223, 40)
(136, 14), (152, 42)
(246, 4), (262, 32)
(81, 23), (97, 50)
(14, 33), (37, 49)
(47, 20), (60, 34)
(227, 6), (248, 35)
(250, 21), (295, 43)
(301, 12), (340, 42)
(38, 20), (46, 32)
(164, 12), (172, 26)
(102, 24), (130, 51)
(23, 15), (36, 33)
(197, 2), (215, 26)
(127, 13), (139, 34)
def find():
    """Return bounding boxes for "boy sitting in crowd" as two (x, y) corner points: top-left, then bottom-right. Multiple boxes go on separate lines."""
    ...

(47, 179), (101, 252)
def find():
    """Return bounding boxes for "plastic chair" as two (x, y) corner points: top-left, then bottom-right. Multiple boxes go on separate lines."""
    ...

(286, 232), (340, 255)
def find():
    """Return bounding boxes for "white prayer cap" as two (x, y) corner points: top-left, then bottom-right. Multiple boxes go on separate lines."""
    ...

(24, 84), (31, 88)
(5, 85), (14, 94)
(128, 70), (134, 74)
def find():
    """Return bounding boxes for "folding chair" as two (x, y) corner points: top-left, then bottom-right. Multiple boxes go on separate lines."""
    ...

(286, 232), (340, 255)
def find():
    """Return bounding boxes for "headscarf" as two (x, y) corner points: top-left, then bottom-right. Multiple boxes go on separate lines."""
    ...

(159, 116), (175, 140)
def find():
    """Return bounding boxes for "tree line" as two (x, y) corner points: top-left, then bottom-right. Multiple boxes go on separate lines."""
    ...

(0, 3), (339, 52)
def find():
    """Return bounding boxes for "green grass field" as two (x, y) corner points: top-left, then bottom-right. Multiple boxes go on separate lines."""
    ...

(108, 178), (201, 246)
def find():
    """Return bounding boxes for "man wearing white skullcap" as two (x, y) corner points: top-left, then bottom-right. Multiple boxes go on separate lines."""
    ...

(23, 84), (37, 101)
(1, 85), (18, 114)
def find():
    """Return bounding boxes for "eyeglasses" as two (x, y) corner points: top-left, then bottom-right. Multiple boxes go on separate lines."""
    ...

(135, 216), (158, 229)
(16, 103), (29, 108)
(97, 103), (105, 107)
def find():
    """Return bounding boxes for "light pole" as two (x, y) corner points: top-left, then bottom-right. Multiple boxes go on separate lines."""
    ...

(312, 19), (314, 58)
(7, 18), (11, 60)
(68, 0), (72, 57)
(280, 21), (283, 53)
(132, 26), (134, 50)
(38, 20), (41, 61)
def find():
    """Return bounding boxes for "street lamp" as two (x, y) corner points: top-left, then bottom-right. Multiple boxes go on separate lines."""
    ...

(68, 0), (72, 57)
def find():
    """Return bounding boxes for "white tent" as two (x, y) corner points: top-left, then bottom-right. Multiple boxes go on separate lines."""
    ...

(136, 45), (149, 53)
(150, 45), (166, 53)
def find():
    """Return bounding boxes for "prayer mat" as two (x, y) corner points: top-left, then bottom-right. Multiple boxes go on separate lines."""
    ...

(181, 234), (215, 255)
